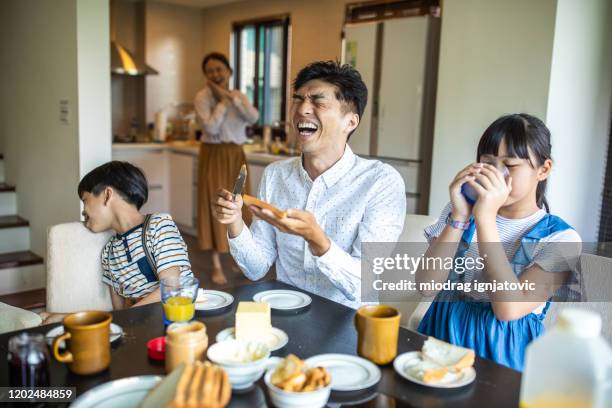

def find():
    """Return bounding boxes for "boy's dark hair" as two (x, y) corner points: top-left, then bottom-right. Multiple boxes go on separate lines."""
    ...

(293, 61), (368, 139)
(201, 52), (232, 73)
(477, 113), (552, 212)
(78, 161), (148, 210)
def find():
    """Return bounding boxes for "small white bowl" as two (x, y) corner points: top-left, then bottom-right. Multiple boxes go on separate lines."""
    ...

(207, 340), (274, 390)
(264, 369), (331, 408)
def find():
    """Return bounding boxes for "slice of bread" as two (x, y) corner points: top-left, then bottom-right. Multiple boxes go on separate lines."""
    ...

(278, 372), (307, 392)
(422, 337), (475, 372)
(243, 194), (287, 218)
(271, 354), (304, 386)
(408, 358), (449, 384)
(139, 363), (185, 408)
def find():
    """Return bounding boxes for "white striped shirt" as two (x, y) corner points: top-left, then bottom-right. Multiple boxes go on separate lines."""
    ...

(102, 213), (193, 299)
(425, 202), (582, 306)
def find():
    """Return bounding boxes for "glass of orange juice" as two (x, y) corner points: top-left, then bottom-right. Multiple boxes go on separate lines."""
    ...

(160, 276), (199, 327)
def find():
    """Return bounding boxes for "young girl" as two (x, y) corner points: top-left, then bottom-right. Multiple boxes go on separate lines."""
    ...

(416, 113), (581, 371)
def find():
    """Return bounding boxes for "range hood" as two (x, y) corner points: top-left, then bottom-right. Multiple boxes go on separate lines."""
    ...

(111, 41), (158, 76)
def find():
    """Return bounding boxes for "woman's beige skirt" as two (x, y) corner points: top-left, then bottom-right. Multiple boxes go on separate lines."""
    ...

(197, 143), (252, 253)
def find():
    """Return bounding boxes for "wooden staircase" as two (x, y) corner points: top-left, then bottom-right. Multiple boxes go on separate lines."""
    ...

(0, 157), (45, 309)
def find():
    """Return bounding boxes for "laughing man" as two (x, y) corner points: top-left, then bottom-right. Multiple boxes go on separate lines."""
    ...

(212, 61), (406, 308)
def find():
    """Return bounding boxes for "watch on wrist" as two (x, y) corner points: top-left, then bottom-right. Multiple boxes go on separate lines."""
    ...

(446, 214), (470, 231)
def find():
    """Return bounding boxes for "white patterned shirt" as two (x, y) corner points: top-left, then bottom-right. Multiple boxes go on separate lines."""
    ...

(102, 213), (193, 299)
(229, 145), (406, 308)
(194, 87), (259, 144)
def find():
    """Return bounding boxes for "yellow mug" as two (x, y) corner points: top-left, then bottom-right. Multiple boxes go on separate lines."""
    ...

(355, 305), (401, 365)
(52, 311), (112, 375)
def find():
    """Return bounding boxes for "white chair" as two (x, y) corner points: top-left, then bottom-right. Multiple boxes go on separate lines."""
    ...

(46, 222), (113, 313)
(0, 302), (42, 334)
(398, 213), (437, 243)
(390, 214), (437, 330)
(545, 253), (612, 343)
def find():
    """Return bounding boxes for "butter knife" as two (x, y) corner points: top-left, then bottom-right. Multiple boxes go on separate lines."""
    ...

(232, 164), (247, 201)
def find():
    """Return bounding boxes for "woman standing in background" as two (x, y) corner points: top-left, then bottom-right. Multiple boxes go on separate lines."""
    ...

(194, 52), (258, 285)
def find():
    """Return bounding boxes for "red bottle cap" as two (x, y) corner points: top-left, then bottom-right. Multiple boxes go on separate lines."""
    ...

(147, 336), (166, 361)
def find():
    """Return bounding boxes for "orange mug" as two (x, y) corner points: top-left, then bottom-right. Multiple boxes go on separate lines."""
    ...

(355, 305), (401, 365)
(52, 311), (112, 375)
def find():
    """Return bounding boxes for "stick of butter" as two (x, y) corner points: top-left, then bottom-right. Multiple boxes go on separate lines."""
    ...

(235, 301), (271, 342)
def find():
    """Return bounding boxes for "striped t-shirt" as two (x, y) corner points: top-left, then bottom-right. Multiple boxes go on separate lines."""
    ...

(425, 202), (582, 307)
(102, 213), (193, 299)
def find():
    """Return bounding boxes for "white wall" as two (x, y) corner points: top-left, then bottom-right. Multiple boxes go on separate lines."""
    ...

(545, 0), (612, 242)
(145, 1), (204, 123)
(0, 0), (111, 258)
(429, 0), (557, 215)
(429, 0), (612, 241)
(78, 0), (112, 177)
(199, 0), (353, 89)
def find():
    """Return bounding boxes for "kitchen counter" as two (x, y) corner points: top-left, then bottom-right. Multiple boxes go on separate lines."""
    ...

(112, 142), (422, 222)
(111, 142), (294, 234)
(112, 141), (292, 166)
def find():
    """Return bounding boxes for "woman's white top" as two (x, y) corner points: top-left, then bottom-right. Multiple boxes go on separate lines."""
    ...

(194, 86), (259, 144)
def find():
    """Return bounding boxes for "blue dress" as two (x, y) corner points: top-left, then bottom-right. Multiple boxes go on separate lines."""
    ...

(417, 213), (572, 371)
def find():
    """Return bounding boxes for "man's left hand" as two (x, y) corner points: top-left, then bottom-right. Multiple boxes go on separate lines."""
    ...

(249, 206), (331, 256)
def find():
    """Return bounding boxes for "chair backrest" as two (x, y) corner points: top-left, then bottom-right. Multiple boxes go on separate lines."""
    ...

(398, 214), (437, 243)
(0, 302), (42, 334)
(46, 222), (113, 313)
(394, 214), (437, 329)
(545, 253), (612, 343)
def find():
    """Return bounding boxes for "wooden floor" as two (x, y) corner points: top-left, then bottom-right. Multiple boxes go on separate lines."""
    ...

(0, 232), (274, 310)
(0, 288), (46, 310)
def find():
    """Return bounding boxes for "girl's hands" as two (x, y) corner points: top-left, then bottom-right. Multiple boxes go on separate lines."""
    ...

(449, 163), (481, 221)
(469, 163), (512, 221)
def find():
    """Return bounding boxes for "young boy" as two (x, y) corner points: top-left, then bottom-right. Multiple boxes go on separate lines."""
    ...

(80, 161), (193, 309)
(42, 161), (193, 322)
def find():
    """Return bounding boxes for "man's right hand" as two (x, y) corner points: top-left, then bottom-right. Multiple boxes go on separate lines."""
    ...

(213, 189), (245, 238)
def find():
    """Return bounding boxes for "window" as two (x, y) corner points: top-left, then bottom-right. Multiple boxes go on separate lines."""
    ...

(232, 15), (290, 127)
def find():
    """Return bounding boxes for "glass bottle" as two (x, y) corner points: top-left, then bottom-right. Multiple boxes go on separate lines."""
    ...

(8, 333), (50, 387)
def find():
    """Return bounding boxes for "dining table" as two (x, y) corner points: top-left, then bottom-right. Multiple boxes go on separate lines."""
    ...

(0, 280), (522, 407)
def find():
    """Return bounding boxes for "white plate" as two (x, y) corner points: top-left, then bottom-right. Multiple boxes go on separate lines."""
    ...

(393, 351), (476, 388)
(306, 354), (381, 392)
(215, 327), (288, 352)
(46, 323), (123, 346)
(195, 289), (234, 311)
(253, 290), (312, 311)
(71, 375), (163, 408)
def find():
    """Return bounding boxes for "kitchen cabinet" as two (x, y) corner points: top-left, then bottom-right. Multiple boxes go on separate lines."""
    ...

(343, 15), (439, 213)
(390, 160), (421, 214)
(247, 163), (266, 194)
(112, 146), (169, 215)
(169, 151), (196, 229)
